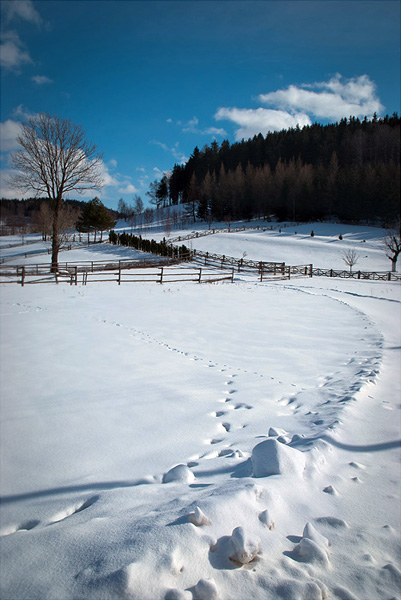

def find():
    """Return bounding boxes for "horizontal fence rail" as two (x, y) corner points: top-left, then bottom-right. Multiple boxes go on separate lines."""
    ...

(260, 264), (313, 281)
(0, 256), (184, 278)
(1, 265), (234, 286)
(311, 268), (401, 281)
(191, 249), (285, 274)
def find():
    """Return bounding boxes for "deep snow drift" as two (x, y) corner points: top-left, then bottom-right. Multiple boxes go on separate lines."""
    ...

(0, 224), (400, 600)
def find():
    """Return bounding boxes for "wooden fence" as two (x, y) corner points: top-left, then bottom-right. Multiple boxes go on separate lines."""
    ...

(311, 268), (401, 281)
(1, 250), (400, 286)
(2, 265), (234, 286)
(191, 249), (285, 274)
(0, 256), (184, 279)
(260, 264), (313, 281)
(84, 267), (234, 285)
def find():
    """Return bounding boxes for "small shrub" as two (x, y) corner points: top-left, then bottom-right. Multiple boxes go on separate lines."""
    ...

(311, 230), (314, 237)
(339, 233), (343, 240)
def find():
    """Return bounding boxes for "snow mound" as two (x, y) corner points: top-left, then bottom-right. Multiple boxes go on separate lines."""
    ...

(229, 526), (261, 564)
(268, 426), (288, 437)
(193, 578), (219, 600)
(188, 506), (210, 526)
(302, 522), (329, 547)
(165, 589), (192, 600)
(258, 509), (274, 529)
(162, 464), (195, 484)
(251, 438), (306, 478)
(292, 537), (329, 565)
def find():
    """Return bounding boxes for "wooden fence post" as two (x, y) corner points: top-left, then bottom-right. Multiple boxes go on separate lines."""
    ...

(118, 264), (121, 285)
(21, 266), (25, 286)
(198, 268), (202, 283)
(75, 266), (78, 285)
(159, 267), (164, 284)
(231, 268), (234, 283)
(309, 264), (313, 277)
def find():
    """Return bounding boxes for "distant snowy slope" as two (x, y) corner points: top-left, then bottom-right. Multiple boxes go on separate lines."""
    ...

(189, 223), (391, 272)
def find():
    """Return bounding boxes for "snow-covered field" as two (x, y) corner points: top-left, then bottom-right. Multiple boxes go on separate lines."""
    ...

(179, 222), (392, 273)
(1, 223), (400, 600)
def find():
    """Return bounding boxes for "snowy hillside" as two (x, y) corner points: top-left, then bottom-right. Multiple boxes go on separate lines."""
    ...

(0, 223), (400, 600)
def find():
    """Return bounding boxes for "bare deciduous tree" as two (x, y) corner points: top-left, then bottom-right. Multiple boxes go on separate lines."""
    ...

(9, 113), (104, 271)
(384, 227), (401, 272)
(33, 202), (52, 240)
(133, 194), (144, 215)
(342, 249), (359, 272)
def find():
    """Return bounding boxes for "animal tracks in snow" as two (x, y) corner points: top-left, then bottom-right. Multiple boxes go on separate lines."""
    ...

(0, 496), (100, 537)
(49, 495), (100, 524)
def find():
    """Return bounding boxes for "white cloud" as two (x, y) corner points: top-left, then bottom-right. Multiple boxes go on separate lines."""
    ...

(12, 104), (33, 119)
(258, 74), (383, 120)
(182, 115), (227, 138)
(204, 126), (228, 137)
(0, 119), (22, 152)
(149, 140), (187, 164)
(118, 183), (139, 194)
(0, 31), (33, 70)
(215, 74), (384, 140)
(108, 158), (117, 168)
(0, 167), (31, 198)
(32, 74), (52, 85)
(215, 107), (311, 140)
(2, 0), (42, 26)
(150, 140), (169, 152)
(182, 116), (199, 132)
(98, 160), (119, 188)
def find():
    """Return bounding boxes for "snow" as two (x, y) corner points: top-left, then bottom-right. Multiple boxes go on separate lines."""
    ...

(185, 222), (392, 272)
(0, 222), (400, 600)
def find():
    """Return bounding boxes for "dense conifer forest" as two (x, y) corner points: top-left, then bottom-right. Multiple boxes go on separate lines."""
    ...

(166, 114), (400, 224)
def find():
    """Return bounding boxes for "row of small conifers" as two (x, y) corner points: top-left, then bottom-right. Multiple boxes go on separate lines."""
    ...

(108, 230), (190, 260)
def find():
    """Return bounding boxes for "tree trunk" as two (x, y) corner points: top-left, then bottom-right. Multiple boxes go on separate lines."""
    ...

(51, 197), (62, 273)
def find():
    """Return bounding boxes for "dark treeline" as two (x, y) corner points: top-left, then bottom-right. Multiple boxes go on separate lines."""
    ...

(0, 197), (119, 235)
(109, 230), (190, 259)
(1, 198), (119, 219)
(166, 114), (400, 224)
(1, 197), (94, 218)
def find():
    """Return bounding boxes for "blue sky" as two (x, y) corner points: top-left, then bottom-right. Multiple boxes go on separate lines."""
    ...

(1, 0), (400, 210)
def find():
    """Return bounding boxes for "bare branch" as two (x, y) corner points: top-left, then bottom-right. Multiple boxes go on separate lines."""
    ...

(384, 227), (401, 272)
(8, 113), (104, 271)
(342, 249), (359, 272)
